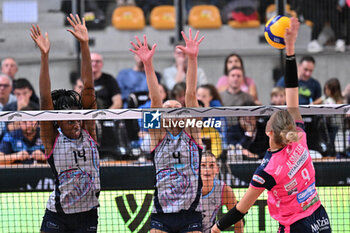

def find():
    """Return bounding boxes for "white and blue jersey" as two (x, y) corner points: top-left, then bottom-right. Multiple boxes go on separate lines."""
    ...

(151, 130), (202, 214)
(46, 129), (100, 214)
(202, 179), (225, 233)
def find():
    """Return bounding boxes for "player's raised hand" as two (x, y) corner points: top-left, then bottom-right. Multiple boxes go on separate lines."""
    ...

(129, 35), (157, 64)
(67, 13), (89, 43)
(30, 24), (50, 55)
(177, 28), (204, 59)
(284, 17), (299, 48)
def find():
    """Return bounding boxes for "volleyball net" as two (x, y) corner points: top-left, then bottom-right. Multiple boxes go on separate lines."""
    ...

(0, 105), (349, 233)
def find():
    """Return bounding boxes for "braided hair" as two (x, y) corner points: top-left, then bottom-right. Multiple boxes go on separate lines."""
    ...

(51, 89), (82, 110)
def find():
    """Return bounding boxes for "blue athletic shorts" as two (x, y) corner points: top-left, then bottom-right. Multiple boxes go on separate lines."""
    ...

(150, 211), (202, 233)
(278, 205), (331, 233)
(40, 208), (98, 233)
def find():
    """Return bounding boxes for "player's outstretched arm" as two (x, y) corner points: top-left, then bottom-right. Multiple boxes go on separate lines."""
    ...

(284, 17), (302, 122)
(130, 35), (161, 108)
(177, 28), (204, 108)
(30, 24), (56, 154)
(67, 14), (95, 109)
(67, 13), (97, 140)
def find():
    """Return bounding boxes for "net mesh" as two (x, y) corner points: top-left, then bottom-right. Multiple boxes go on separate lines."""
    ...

(0, 105), (349, 233)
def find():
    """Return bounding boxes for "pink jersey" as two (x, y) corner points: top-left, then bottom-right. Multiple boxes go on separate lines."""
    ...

(250, 122), (321, 226)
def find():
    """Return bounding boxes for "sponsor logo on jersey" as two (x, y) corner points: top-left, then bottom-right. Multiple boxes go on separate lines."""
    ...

(252, 175), (265, 184)
(284, 178), (297, 192)
(288, 148), (308, 178)
(297, 182), (316, 203)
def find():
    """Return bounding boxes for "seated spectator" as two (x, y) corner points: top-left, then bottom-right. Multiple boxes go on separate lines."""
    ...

(1, 57), (18, 80)
(170, 82), (187, 107)
(1, 57), (39, 104)
(162, 41), (207, 90)
(0, 106), (45, 165)
(3, 78), (39, 111)
(323, 78), (344, 104)
(227, 116), (269, 160)
(117, 45), (162, 108)
(0, 74), (16, 111)
(91, 53), (122, 109)
(276, 56), (322, 105)
(220, 67), (255, 106)
(216, 53), (258, 102)
(270, 86), (286, 105)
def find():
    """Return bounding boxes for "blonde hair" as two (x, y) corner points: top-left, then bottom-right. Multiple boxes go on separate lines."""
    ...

(271, 110), (300, 146)
(270, 87), (285, 98)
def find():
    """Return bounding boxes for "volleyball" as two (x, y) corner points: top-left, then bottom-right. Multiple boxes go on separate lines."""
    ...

(264, 15), (291, 49)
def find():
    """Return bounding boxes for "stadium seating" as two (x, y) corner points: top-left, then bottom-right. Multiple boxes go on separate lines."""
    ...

(188, 5), (222, 29)
(112, 6), (145, 30)
(150, 5), (175, 30)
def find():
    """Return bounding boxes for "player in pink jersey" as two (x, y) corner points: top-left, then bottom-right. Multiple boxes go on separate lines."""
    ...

(211, 17), (331, 233)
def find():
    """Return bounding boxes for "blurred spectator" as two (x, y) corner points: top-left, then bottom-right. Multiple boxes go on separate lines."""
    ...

(116, 45), (162, 108)
(227, 116), (269, 160)
(220, 67), (255, 106)
(276, 56), (322, 105)
(91, 53), (122, 109)
(162, 41), (207, 90)
(73, 78), (84, 95)
(302, 0), (346, 53)
(170, 82), (187, 106)
(323, 78), (344, 104)
(216, 53), (258, 103)
(343, 83), (350, 104)
(1, 57), (39, 104)
(1, 57), (18, 80)
(270, 87), (286, 105)
(0, 106), (45, 165)
(0, 74), (16, 111)
(3, 78), (39, 111)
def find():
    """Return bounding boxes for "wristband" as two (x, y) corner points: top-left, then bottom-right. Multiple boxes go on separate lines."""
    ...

(216, 205), (246, 231)
(285, 54), (298, 88)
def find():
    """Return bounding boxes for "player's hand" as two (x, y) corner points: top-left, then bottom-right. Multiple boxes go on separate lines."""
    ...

(67, 14), (89, 43)
(284, 17), (299, 48)
(177, 28), (204, 60)
(130, 35), (157, 64)
(30, 24), (50, 55)
(211, 224), (221, 233)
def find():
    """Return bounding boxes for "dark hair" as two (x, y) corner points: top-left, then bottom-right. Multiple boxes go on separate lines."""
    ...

(224, 53), (244, 76)
(51, 89), (82, 110)
(13, 78), (34, 90)
(324, 78), (343, 103)
(300, 56), (315, 65)
(198, 84), (223, 105)
(171, 82), (186, 99)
